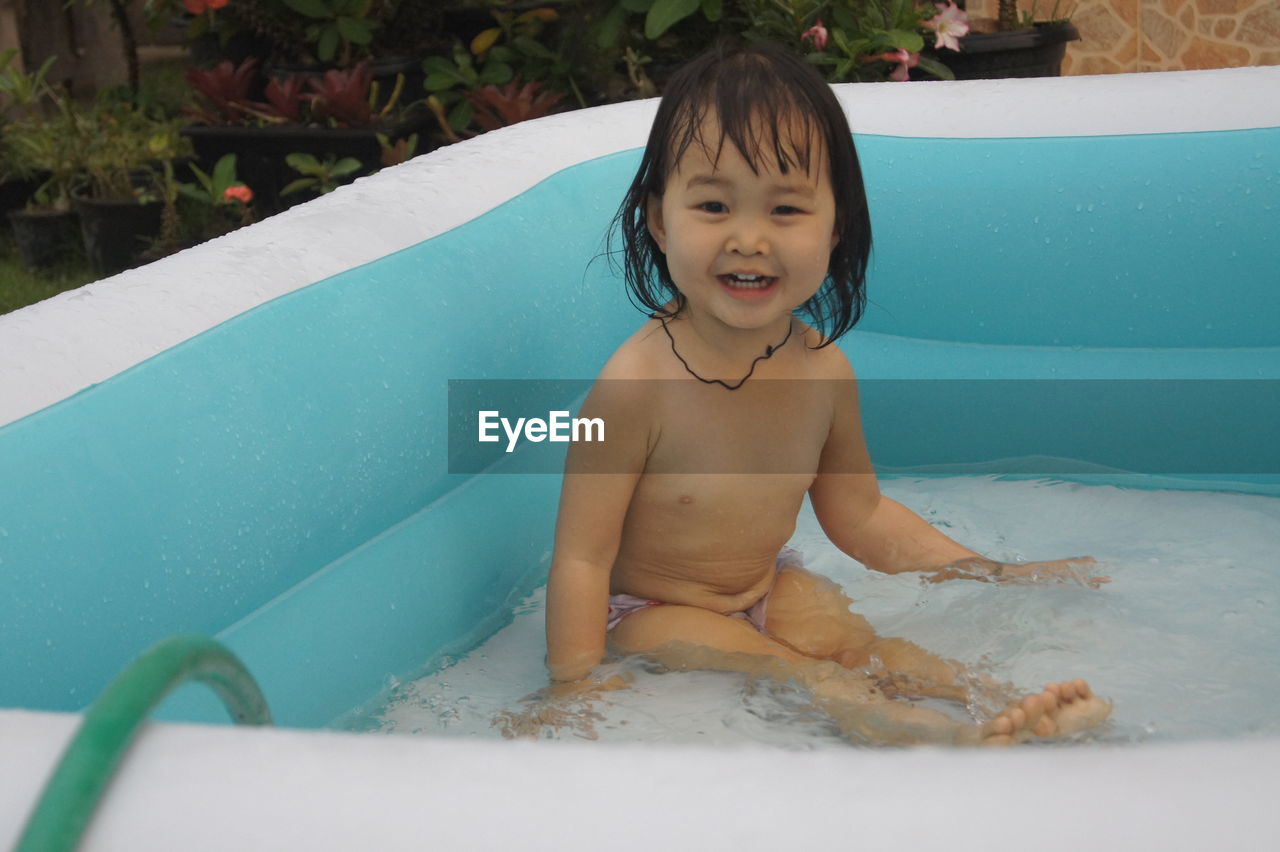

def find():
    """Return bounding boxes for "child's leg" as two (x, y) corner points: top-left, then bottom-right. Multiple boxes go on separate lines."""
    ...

(762, 566), (983, 702)
(609, 603), (1061, 746)
(762, 566), (1110, 733)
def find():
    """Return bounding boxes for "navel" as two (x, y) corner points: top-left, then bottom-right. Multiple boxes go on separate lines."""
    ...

(678, 494), (694, 505)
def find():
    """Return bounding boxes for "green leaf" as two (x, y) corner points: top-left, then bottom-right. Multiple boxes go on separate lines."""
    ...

(337, 16), (375, 44)
(447, 99), (473, 132)
(513, 36), (554, 59)
(595, 4), (627, 49)
(645, 0), (700, 40)
(211, 153), (238, 195)
(701, 0), (722, 22)
(280, 178), (317, 197)
(280, 0), (333, 20)
(188, 162), (215, 196)
(888, 0), (912, 27)
(832, 6), (856, 32)
(479, 61), (513, 86)
(176, 182), (212, 205)
(286, 153), (322, 173)
(621, 0), (654, 12)
(887, 30), (924, 54)
(914, 55), (955, 81)
(831, 28), (852, 55)
(330, 157), (363, 177)
(317, 25), (340, 62)
(424, 71), (460, 91)
(422, 56), (455, 75)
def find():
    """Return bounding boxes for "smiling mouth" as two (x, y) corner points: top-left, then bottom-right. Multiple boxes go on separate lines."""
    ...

(718, 274), (777, 290)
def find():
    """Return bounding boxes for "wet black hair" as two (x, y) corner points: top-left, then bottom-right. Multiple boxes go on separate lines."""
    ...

(609, 37), (872, 346)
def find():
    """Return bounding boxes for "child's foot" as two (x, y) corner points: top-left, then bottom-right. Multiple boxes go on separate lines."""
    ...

(975, 680), (1110, 745)
(1035, 679), (1112, 736)
(974, 691), (1051, 745)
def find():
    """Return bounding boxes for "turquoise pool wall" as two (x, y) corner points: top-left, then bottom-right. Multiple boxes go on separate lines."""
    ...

(1, 129), (1277, 723)
(857, 130), (1279, 348)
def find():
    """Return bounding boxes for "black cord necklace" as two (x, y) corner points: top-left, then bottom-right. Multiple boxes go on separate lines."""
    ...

(654, 314), (794, 391)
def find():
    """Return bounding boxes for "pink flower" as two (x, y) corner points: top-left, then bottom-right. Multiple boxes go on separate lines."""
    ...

(801, 19), (828, 52)
(223, 185), (253, 204)
(924, 1), (970, 52)
(874, 49), (920, 82)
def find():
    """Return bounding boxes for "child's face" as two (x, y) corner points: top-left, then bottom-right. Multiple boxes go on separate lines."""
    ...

(646, 116), (839, 332)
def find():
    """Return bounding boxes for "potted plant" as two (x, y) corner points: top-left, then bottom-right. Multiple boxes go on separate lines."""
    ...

(1, 52), (87, 270)
(152, 0), (445, 102)
(74, 103), (194, 275)
(180, 55), (432, 214)
(732, 0), (964, 82)
(931, 0), (1079, 79)
(422, 5), (620, 143)
(143, 152), (256, 259)
(533, 1), (966, 89)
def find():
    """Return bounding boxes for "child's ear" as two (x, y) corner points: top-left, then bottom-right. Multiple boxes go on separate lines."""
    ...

(645, 194), (667, 253)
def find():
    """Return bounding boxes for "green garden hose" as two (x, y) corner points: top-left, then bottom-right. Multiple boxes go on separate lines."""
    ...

(16, 634), (272, 852)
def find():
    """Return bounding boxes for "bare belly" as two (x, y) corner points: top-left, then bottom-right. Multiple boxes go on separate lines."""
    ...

(609, 473), (810, 612)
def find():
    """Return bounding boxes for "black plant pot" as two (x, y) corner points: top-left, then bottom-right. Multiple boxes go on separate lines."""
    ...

(7, 207), (82, 270)
(0, 176), (44, 218)
(938, 22), (1081, 80)
(180, 106), (433, 216)
(73, 195), (164, 276)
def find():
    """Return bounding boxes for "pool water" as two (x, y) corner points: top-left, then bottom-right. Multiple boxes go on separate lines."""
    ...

(341, 476), (1280, 747)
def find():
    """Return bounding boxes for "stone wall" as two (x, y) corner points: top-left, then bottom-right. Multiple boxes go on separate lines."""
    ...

(964, 0), (1280, 74)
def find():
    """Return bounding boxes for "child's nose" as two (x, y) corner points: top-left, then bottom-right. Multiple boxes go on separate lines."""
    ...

(724, 216), (770, 256)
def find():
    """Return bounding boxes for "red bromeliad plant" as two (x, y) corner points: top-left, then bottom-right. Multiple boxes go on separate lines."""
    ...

(263, 74), (306, 124)
(464, 80), (566, 134)
(184, 57), (259, 124)
(184, 59), (403, 129)
(303, 62), (375, 127)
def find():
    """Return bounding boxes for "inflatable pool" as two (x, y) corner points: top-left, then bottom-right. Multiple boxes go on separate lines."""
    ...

(2, 66), (1278, 848)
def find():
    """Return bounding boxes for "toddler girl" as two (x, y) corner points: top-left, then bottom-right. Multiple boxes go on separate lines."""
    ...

(539, 38), (1110, 746)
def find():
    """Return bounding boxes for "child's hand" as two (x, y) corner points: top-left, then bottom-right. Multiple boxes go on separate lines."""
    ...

(492, 673), (632, 740)
(924, 556), (1108, 588)
(997, 557), (1108, 588)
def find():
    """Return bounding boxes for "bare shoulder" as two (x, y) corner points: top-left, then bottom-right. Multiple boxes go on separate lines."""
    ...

(800, 325), (856, 382)
(597, 317), (673, 382)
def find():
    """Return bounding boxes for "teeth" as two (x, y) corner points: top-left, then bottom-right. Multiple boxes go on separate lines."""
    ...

(724, 274), (772, 289)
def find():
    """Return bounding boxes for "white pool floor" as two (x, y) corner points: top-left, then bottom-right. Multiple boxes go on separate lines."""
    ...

(342, 477), (1280, 748)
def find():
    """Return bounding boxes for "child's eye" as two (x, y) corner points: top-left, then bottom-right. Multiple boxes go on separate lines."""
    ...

(774, 205), (802, 215)
(697, 201), (727, 214)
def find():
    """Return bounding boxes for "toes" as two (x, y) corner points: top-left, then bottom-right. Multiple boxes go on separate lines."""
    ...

(1033, 699), (1058, 737)
(1074, 678), (1093, 699)
(1021, 693), (1043, 720)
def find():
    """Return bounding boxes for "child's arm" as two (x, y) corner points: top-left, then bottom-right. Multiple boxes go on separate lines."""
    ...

(545, 376), (651, 683)
(809, 354), (1105, 587)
